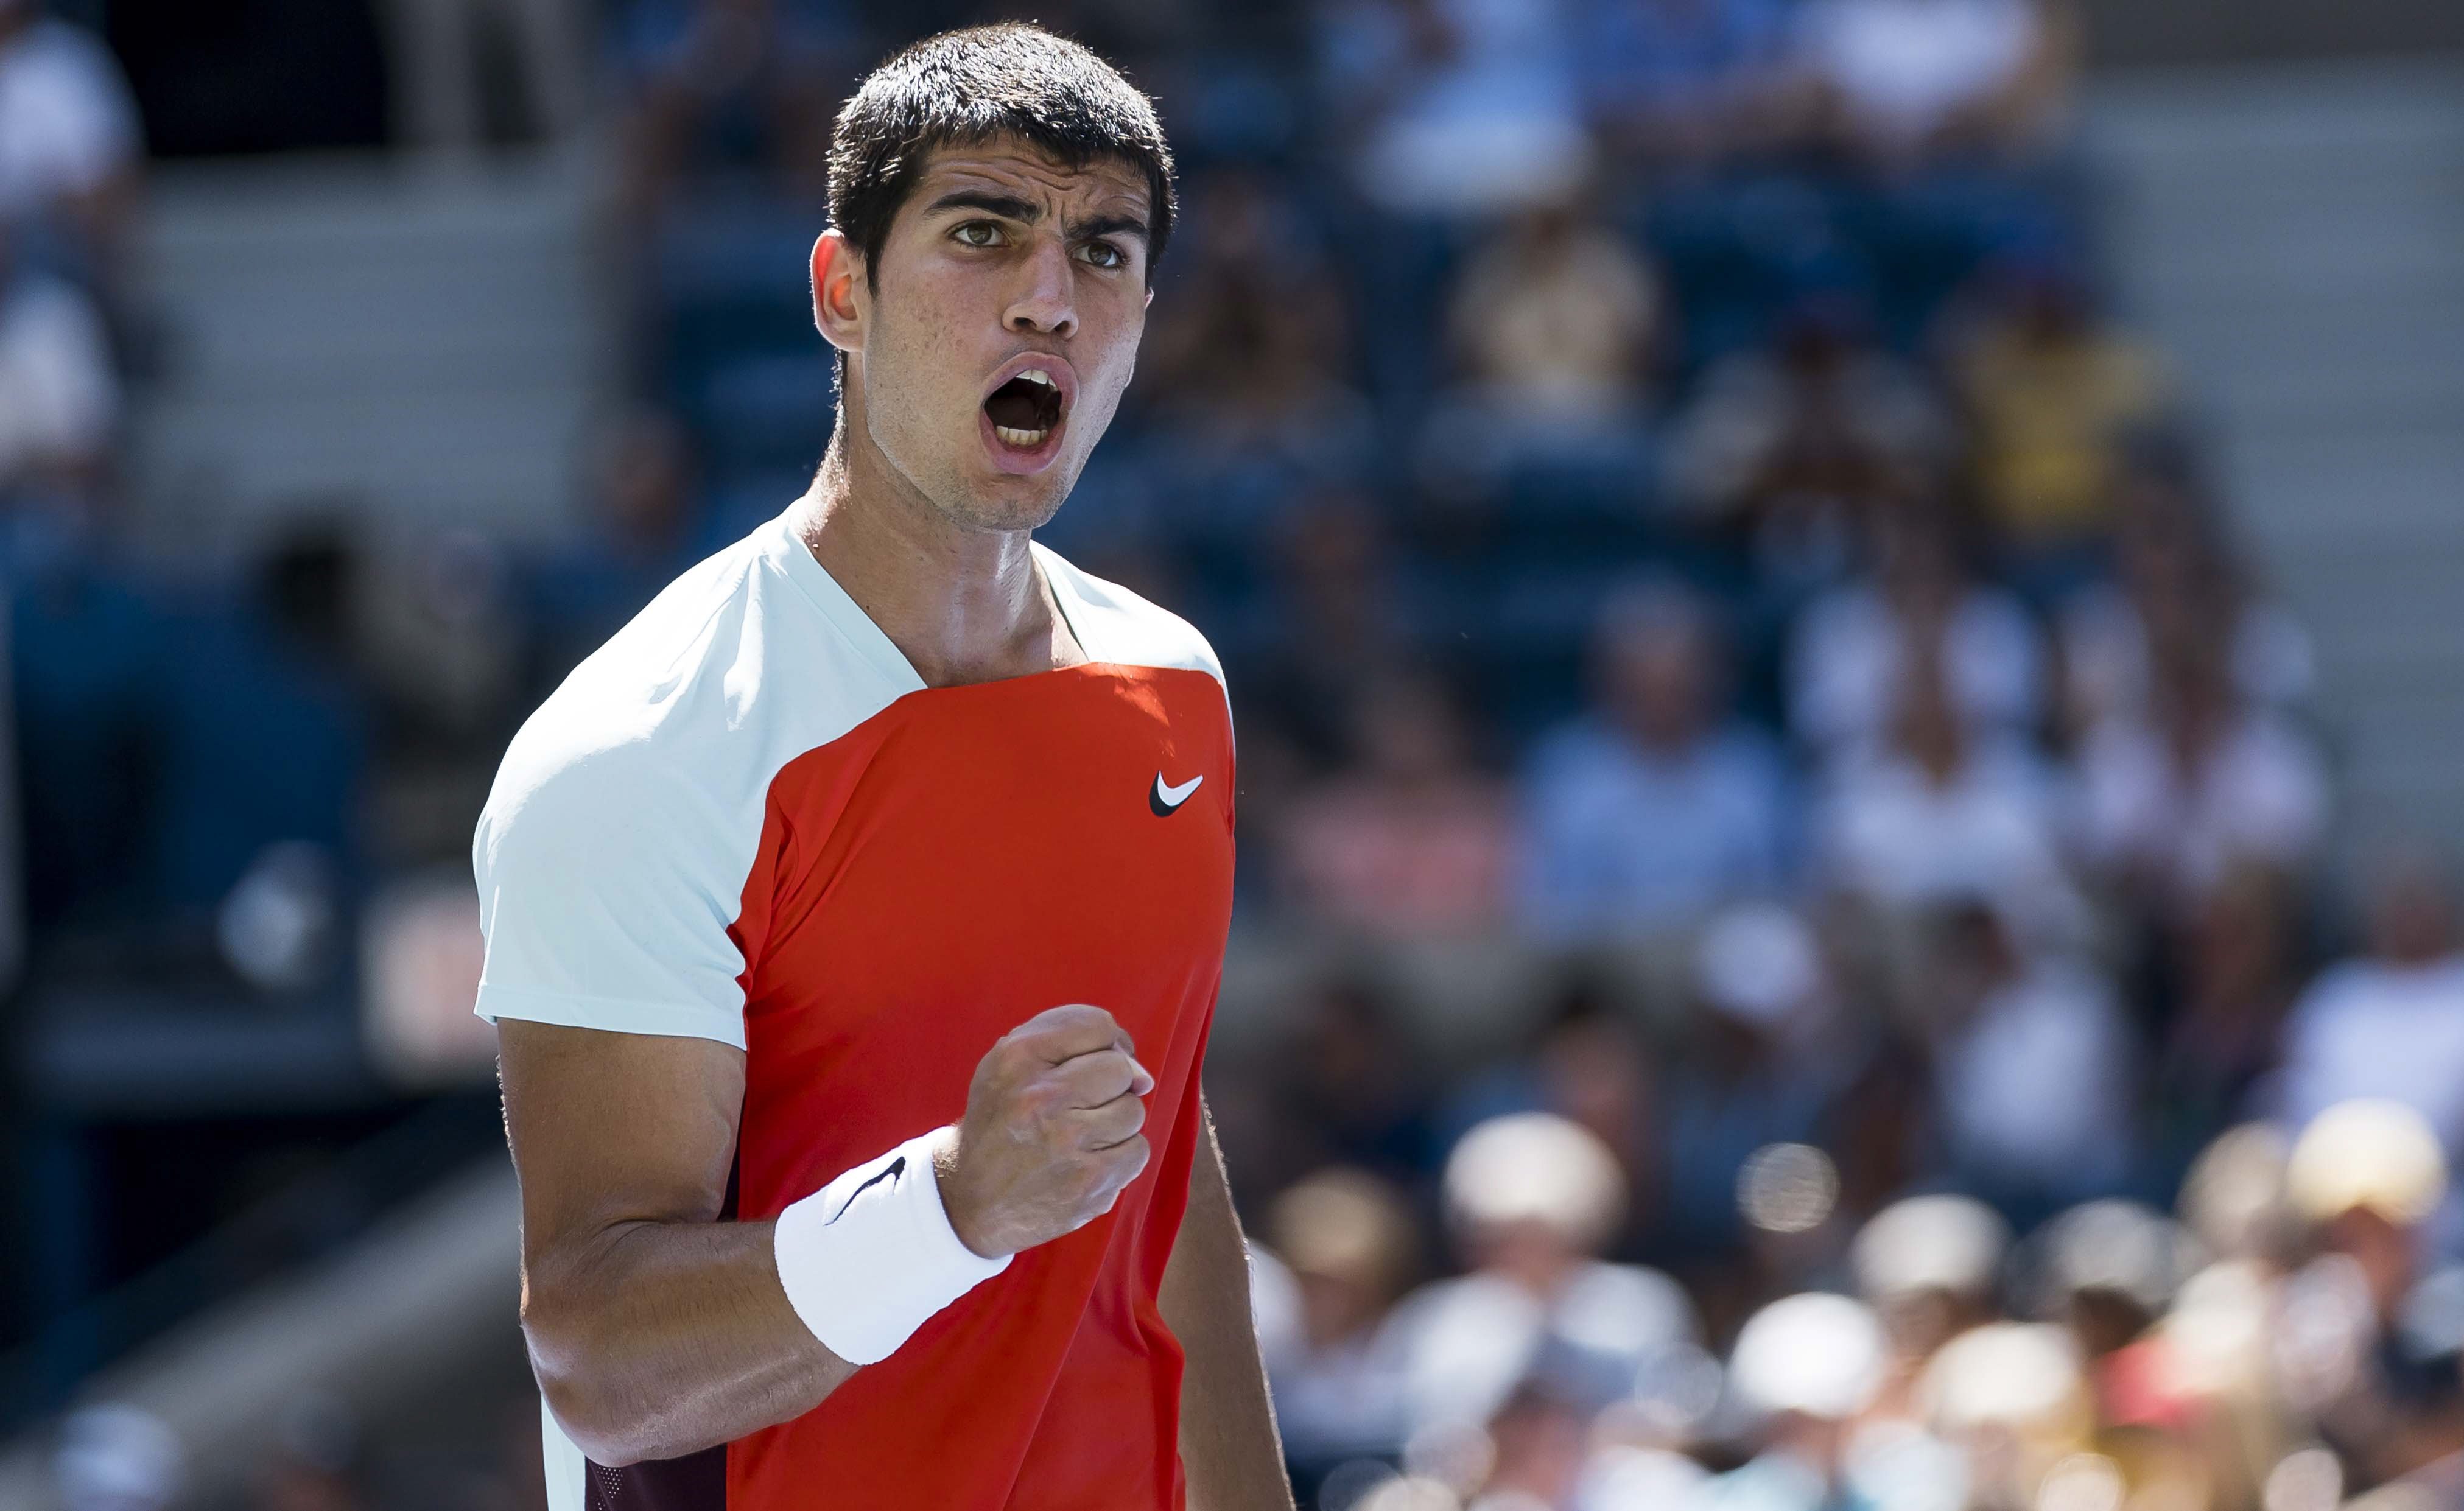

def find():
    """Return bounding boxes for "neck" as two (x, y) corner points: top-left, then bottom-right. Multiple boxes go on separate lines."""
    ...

(793, 396), (1077, 688)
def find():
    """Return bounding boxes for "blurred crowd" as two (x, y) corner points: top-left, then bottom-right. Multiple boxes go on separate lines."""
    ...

(1232, 1015), (2464, 1511)
(9, 0), (2464, 1509)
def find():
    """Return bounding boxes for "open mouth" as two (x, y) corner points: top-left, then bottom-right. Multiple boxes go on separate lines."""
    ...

(983, 367), (1067, 452)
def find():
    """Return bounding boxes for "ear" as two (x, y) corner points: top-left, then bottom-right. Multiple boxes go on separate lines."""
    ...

(812, 229), (865, 357)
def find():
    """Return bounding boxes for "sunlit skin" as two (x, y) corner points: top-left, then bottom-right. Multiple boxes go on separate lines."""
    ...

(797, 139), (1154, 687)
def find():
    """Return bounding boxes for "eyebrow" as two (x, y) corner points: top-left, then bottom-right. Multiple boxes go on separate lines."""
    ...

(922, 190), (1151, 244)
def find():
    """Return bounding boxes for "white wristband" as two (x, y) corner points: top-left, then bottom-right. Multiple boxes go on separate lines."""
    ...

(772, 1126), (1009, 1366)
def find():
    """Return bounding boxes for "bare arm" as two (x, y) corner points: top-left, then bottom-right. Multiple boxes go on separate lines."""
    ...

(499, 1020), (857, 1465)
(1160, 1099), (1295, 1511)
(500, 1004), (1154, 1467)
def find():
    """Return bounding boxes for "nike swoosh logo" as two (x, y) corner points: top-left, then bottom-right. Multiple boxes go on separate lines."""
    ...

(825, 1155), (905, 1224)
(1150, 771), (1204, 816)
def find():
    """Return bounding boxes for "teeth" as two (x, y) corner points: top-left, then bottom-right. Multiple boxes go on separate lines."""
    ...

(994, 425), (1049, 447)
(1017, 370), (1055, 388)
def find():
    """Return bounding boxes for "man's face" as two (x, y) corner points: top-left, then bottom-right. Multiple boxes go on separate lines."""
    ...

(1605, 626), (1707, 746)
(824, 138), (1154, 533)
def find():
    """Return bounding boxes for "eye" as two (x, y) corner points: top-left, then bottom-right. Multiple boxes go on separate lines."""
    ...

(952, 221), (1005, 248)
(1076, 240), (1127, 270)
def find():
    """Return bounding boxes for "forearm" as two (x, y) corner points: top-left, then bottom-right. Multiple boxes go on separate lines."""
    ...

(525, 1216), (857, 1465)
(1162, 1112), (1294, 1511)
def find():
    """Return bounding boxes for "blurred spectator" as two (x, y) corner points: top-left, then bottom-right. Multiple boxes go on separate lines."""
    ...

(1664, 300), (1953, 535)
(1277, 672), (1517, 936)
(1134, 172), (1374, 557)
(1433, 197), (1663, 456)
(114, 525), (371, 987)
(2027, 1199), (2191, 1359)
(1706, 1292), (1889, 1511)
(0, 214), (117, 494)
(1142, 169), (1361, 455)
(1477, 1380), (1594, 1508)
(1912, 1323), (2093, 1509)
(1314, 0), (1592, 217)
(521, 407), (704, 690)
(2175, 1122), (2295, 1269)
(1662, 906), (1836, 1252)
(1577, 0), (1802, 170)
(1810, 653), (2066, 911)
(2279, 854), (2464, 1157)
(2073, 601), (2329, 913)
(1254, 977), (1439, 1196)
(1789, 0), (2075, 168)
(0, 0), (142, 282)
(2057, 467), (2313, 740)
(1251, 1169), (1422, 1490)
(1441, 976), (1666, 1252)
(2284, 1100), (2447, 1325)
(1851, 1193), (2010, 1398)
(2157, 866), (2304, 1154)
(1517, 583), (1792, 939)
(1237, 496), (1428, 779)
(2351, 1267), (2464, 1509)
(376, 0), (591, 153)
(1940, 257), (2171, 572)
(612, 0), (864, 220)
(2274, 1102), (2450, 1484)
(1383, 1113), (1696, 1435)
(355, 525), (525, 864)
(2026, 1202), (2250, 1510)
(1920, 897), (2137, 1207)
(13, 510), (161, 950)
(1788, 501), (2043, 754)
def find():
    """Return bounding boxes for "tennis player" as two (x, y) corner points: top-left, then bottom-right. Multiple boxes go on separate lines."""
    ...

(476, 24), (1290, 1510)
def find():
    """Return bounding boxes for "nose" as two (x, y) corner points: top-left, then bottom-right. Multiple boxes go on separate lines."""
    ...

(1003, 236), (1077, 341)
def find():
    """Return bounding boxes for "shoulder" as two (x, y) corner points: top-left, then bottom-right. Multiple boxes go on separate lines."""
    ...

(485, 538), (762, 831)
(1034, 542), (1226, 687)
(481, 517), (910, 863)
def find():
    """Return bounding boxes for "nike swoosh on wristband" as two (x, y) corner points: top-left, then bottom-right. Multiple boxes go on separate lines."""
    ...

(1150, 771), (1204, 816)
(826, 1155), (905, 1224)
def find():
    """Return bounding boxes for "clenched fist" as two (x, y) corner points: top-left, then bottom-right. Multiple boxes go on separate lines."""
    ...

(935, 1004), (1155, 1260)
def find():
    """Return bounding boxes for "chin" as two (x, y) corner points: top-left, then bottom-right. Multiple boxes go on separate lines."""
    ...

(947, 473), (1070, 535)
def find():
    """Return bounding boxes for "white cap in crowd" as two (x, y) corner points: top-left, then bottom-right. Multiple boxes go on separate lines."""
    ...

(1917, 1323), (2087, 1437)
(1445, 1113), (1627, 1255)
(2286, 1098), (2448, 1227)
(2033, 1199), (2198, 1319)
(1851, 1194), (2012, 1303)
(1727, 1292), (1886, 1422)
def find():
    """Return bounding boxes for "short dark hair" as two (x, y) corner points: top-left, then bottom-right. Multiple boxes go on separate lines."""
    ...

(826, 24), (1177, 291)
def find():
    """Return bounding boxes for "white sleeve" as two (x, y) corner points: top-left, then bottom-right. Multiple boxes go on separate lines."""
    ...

(472, 740), (753, 1050)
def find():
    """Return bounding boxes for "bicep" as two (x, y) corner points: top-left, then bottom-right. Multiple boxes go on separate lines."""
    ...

(499, 1020), (748, 1276)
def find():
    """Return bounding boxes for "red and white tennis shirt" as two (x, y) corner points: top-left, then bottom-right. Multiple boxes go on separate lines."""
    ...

(472, 508), (1237, 1511)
